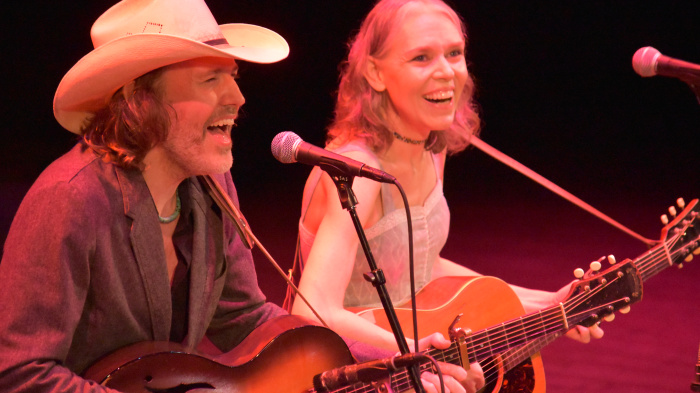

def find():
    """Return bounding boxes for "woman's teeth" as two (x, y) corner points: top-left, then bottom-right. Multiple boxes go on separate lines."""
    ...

(425, 90), (453, 103)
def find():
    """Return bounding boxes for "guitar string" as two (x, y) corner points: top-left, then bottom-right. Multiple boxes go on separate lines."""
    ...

(632, 216), (696, 282)
(332, 282), (609, 393)
(315, 282), (621, 392)
(380, 286), (602, 387)
(328, 221), (697, 392)
(470, 282), (615, 383)
(445, 271), (628, 384)
(478, 222), (696, 384)
(466, 222), (697, 386)
(343, 295), (599, 392)
(464, 285), (598, 359)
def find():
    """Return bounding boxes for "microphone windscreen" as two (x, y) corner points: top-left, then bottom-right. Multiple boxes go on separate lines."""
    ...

(271, 131), (301, 164)
(632, 46), (661, 77)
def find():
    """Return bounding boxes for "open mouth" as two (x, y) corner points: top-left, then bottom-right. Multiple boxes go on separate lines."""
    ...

(424, 90), (454, 104)
(207, 119), (235, 134)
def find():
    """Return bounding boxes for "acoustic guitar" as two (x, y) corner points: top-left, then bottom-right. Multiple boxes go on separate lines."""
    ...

(84, 199), (698, 393)
(85, 255), (653, 393)
(83, 315), (355, 393)
(352, 198), (699, 392)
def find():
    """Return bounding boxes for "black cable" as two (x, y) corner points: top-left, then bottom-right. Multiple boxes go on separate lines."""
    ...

(393, 180), (420, 353)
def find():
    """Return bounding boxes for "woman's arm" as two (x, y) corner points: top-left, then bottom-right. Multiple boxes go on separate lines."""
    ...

(291, 151), (413, 351)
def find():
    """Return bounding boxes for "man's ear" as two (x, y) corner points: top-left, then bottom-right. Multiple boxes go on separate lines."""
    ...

(363, 57), (386, 92)
(122, 80), (137, 99)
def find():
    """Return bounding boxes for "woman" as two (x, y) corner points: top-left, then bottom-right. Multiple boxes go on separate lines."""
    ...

(290, 0), (601, 355)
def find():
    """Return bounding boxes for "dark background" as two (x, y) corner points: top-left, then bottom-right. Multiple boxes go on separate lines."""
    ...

(1, 1), (698, 392)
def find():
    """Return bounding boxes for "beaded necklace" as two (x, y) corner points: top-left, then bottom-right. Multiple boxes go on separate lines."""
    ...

(158, 190), (181, 224)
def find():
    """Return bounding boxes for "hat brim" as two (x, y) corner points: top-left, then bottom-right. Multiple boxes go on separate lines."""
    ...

(54, 23), (289, 133)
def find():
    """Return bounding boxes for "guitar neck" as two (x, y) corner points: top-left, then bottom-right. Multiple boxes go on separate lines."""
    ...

(499, 333), (561, 372)
(329, 333), (563, 393)
(442, 261), (642, 367)
(634, 235), (686, 283)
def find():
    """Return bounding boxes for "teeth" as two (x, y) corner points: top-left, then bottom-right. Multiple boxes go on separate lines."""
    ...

(208, 119), (236, 128)
(424, 91), (453, 101)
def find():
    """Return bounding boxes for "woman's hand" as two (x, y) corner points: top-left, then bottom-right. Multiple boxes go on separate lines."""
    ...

(417, 333), (485, 393)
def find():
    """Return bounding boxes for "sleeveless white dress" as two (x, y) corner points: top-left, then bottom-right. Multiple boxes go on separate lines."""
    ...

(298, 142), (450, 307)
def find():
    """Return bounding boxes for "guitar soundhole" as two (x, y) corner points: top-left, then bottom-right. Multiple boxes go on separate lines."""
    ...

(481, 357), (535, 393)
(144, 375), (153, 383)
(500, 359), (535, 393)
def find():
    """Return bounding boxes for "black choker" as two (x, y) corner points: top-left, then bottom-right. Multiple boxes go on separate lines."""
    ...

(392, 131), (426, 145)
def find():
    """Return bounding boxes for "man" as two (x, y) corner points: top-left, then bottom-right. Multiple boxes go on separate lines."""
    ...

(0, 0), (479, 392)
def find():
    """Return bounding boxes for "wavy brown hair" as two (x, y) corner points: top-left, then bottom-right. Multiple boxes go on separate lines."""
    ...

(80, 67), (170, 170)
(327, 0), (480, 155)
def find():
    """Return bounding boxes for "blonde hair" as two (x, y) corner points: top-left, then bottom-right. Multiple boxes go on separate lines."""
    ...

(327, 0), (480, 154)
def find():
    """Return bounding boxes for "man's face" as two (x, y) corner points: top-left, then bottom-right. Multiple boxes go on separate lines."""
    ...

(157, 57), (245, 178)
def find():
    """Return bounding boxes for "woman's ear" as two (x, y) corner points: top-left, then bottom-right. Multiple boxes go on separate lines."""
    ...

(363, 57), (386, 92)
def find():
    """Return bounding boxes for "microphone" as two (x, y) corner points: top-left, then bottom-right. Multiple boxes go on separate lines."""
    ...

(313, 353), (425, 391)
(632, 46), (700, 83)
(271, 131), (396, 184)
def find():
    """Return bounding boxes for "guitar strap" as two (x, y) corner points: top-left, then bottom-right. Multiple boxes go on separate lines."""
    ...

(469, 136), (657, 246)
(197, 175), (328, 327)
(282, 233), (303, 314)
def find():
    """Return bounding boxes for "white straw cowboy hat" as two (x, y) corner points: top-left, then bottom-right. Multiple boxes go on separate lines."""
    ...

(53, 0), (289, 134)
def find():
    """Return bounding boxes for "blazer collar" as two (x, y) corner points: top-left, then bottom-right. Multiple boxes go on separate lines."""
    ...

(115, 169), (223, 344)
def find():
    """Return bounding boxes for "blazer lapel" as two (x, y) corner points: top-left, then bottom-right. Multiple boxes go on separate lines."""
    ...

(184, 177), (225, 348)
(117, 169), (172, 341)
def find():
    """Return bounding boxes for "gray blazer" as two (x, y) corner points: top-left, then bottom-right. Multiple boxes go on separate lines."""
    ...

(0, 144), (285, 392)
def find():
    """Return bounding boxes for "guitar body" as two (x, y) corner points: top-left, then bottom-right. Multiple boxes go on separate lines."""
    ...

(83, 315), (354, 393)
(350, 276), (546, 393)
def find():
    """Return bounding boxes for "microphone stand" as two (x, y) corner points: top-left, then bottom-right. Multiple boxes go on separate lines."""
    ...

(329, 173), (425, 393)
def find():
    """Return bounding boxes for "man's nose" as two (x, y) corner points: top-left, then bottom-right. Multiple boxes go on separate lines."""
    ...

(222, 76), (245, 108)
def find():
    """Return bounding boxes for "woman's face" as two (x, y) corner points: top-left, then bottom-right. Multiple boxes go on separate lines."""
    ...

(369, 4), (468, 138)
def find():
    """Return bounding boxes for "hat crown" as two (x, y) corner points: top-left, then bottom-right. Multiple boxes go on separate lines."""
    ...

(91, 0), (225, 49)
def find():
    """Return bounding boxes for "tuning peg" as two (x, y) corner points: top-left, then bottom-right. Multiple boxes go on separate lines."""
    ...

(677, 198), (686, 209)
(604, 313), (616, 322)
(574, 268), (585, 279)
(685, 254), (694, 263)
(693, 248), (700, 255)
(620, 306), (631, 314)
(590, 260), (602, 271)
(669, 206), (677, 217)
(607, 255), (616, 265)
(661, 214), (669, 225)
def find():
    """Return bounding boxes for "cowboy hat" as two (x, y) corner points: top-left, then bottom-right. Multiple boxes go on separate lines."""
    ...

(53, 0), (289, 134)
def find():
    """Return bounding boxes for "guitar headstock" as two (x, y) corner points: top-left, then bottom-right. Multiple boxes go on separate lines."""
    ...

(564, 259), (643, 328)
(566, 197), (699, 327)
(658, 198), (700, 268)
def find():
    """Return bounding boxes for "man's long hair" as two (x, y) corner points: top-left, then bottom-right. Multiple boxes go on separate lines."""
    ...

(327, 0), (480, 154)
(80, 68), (170, 170)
